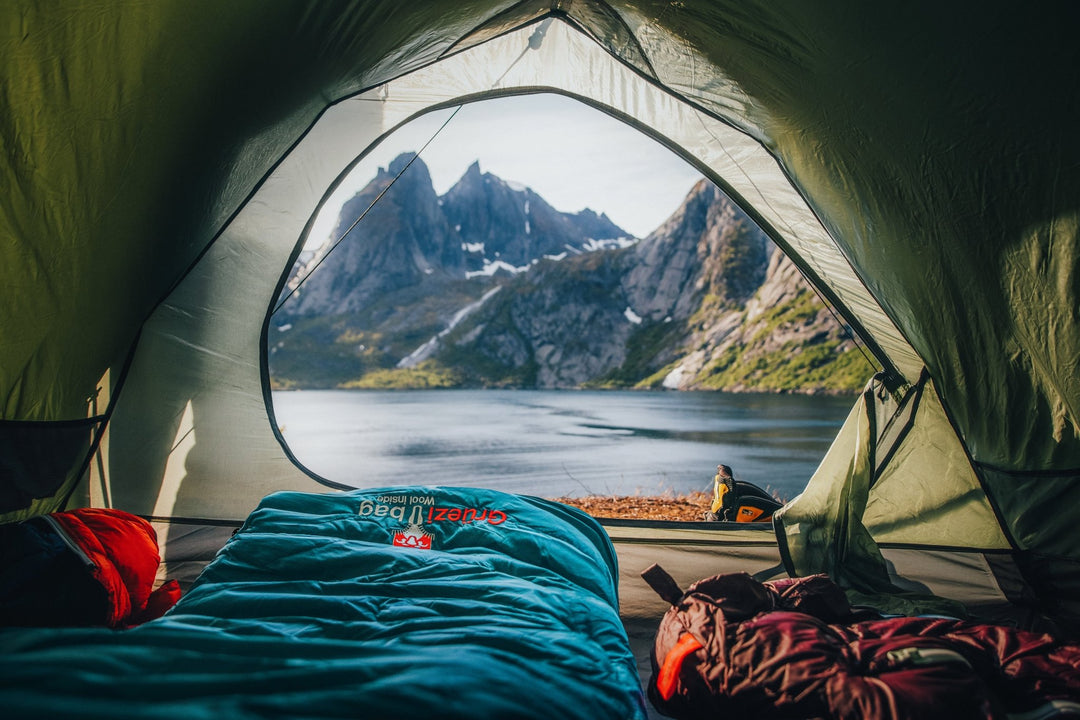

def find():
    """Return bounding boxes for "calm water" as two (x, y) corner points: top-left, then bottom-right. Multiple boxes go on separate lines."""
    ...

(272, 389), (853, 502)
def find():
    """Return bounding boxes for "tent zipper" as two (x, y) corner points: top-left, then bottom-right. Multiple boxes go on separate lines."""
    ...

(40, 515), (96, 570)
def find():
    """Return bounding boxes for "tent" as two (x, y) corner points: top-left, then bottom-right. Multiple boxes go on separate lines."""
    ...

(2, 0), (1079, 638)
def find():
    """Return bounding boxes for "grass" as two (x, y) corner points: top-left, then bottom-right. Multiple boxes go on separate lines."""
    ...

(339, 362), (462, 389)
(700, 341), (874, 393)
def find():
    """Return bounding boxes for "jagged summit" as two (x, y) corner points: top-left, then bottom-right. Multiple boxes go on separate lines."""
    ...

(387, 152), (420, 175)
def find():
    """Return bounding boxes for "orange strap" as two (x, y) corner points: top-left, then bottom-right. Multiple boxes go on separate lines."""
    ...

(657, 632), (704, 700)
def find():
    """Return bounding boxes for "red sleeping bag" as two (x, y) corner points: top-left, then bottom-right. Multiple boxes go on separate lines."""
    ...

(0, 508), (180, 628)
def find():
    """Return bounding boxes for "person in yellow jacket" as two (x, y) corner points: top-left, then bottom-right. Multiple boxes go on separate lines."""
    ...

(703, 464), (782, 523)
(707, 464), (734, 519)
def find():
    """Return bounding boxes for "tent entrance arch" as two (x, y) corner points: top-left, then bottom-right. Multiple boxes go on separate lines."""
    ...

(260, 87), (868, 509)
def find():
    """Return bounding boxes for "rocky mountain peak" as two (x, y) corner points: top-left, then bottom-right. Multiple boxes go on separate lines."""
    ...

(387, 152), (419, 176)
(620, 178), (769, 324)
(281, 153), (630, 318)
(442, 160), (628, 269)
(369, 152), (436, 201)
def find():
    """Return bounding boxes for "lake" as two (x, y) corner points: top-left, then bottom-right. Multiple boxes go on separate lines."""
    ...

(272, 389), (854, 503)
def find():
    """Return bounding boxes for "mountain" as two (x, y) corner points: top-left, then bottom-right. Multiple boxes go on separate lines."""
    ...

(283, 154), (630, 318)
(269, 155), (875, 393)
(412, 180), (766, 387)
(269, 154), (632, 387)
(623, 180), (770, 322)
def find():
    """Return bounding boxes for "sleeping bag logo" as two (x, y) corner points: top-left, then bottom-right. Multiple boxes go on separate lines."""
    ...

(393, 522), (432, 550)
(358, 496), (436, 550)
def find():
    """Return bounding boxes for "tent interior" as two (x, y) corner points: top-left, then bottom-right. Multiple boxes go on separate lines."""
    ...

(3, 0), (1080, 707)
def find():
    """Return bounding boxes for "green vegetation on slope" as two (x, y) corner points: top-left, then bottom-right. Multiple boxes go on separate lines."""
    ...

(587, 319), (687, 388)
(437, 337), (539, 388)
(754, 289), (819, 339)
(269, 279), (490, 389)
(268, 315), (395, 389)
(690, 287), (875, 394)
(339, 361), (462, 389)
(699, 340), (874, 393)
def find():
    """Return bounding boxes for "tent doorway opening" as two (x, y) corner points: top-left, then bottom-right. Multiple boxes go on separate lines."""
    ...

(265, 94), (873, 521)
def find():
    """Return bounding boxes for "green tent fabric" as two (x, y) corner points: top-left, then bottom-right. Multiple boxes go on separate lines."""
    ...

(2, 1), (1079, 626)
(775, 373), (984, 618)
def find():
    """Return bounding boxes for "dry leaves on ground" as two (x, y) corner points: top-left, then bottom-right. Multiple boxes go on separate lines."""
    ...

(548, 491), (713, 522)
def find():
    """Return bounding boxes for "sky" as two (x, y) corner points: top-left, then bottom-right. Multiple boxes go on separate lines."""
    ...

(306, 94), (705, 248)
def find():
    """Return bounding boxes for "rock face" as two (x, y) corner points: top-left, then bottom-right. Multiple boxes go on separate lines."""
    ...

(287, 154), (461, 317)
(270, 154), (875, 394)
(659, 248), (871, 394)
(622, 180), (771, 323)
(450, 251), (637, 388)
(442, 161), (627, 272)
(438, 180), (775, 388)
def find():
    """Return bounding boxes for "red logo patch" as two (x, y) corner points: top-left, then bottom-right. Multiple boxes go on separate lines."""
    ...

(393, 526), (432, 550)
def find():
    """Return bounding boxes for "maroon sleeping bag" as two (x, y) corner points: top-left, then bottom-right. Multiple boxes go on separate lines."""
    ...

(642, 566), (1080, 720)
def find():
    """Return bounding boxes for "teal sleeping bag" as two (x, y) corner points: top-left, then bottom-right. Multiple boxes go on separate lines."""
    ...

(0, 487), (646, 719)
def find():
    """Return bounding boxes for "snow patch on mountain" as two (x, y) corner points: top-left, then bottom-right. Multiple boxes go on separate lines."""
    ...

(466, 259), (531, 279)
(397, 286), (503, 368)
(583, 237), (636, 252)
